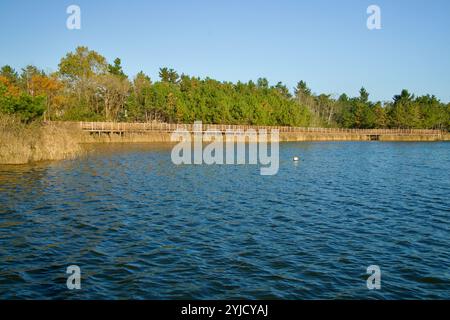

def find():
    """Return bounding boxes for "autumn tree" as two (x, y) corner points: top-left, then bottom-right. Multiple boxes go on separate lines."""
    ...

(20, 65), (44, 95)
(29, 73), (64, 119)
(95, 74), (130, 120)
(58, 46), (108, 106)
(0, 75), (45, 122)
(0, 65), (19, 84)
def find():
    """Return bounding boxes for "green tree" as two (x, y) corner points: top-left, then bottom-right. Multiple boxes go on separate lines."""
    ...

(389, 89), (417, 128)
(108, 58), (127, 79)
(294, 80), (311, 97)
(159, 67), (179, 84)
(373, 103), (387, 128)
(257, 78), (269, 89)
(127, 71), (152, 121)
(359, 87), (369, 103)
(274, 82), (291, 98)
(0, 82), (45, 122)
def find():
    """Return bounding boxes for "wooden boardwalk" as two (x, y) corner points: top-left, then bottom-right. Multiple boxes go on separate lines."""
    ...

(74, 121), (446, 137)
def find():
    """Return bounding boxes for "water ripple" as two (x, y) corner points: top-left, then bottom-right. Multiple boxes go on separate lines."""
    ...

(0, 142), (449, 299)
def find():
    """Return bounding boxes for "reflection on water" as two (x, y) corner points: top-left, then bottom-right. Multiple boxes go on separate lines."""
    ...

(0, 142), (449, 299)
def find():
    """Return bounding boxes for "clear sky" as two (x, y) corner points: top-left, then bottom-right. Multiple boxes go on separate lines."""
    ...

(1, 0), (449, 102)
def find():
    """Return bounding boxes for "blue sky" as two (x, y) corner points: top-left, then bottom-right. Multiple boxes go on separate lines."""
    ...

(1, 0), (449, 102)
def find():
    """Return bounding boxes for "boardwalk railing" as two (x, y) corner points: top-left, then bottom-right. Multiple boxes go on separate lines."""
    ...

(69, 121), (446, 136)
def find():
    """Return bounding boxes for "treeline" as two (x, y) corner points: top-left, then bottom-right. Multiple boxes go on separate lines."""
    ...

(1, 46), (449, 130)
(295, 83), (449, 130)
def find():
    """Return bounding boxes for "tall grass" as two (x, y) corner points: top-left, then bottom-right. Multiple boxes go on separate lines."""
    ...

(0, 114), (85, 164)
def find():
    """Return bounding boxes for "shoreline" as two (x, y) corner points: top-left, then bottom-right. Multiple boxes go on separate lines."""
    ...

(82, 131), (450, 143)
(1, 120), (449, 165)
(72, 121), (450, 143)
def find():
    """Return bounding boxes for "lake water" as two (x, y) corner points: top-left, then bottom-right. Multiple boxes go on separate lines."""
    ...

(0, 142), (449, 299)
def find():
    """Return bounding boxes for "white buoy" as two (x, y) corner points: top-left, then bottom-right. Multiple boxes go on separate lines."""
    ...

(293, 156), (300, 162)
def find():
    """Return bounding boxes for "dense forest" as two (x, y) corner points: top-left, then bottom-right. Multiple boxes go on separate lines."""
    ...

(1, 46), (449, 130)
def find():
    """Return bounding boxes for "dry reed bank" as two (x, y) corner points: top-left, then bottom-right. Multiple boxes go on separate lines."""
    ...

(0, 115), (86, 164)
